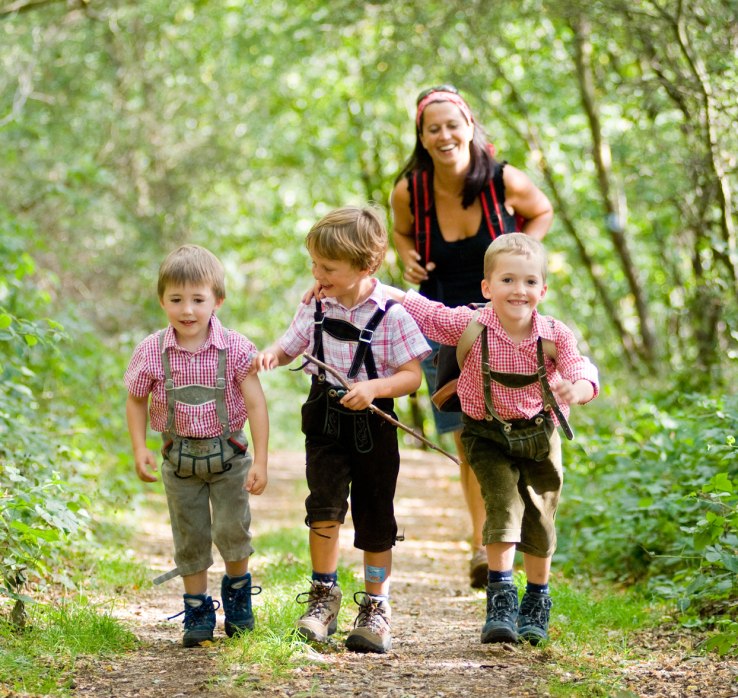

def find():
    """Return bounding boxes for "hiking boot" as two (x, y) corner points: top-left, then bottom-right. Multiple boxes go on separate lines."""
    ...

(295, 581), (342, 642)
(481, 582), (519, 644)
(345, 592), (392, 654)
(469, 548), (488, 589)
(221, 572), (262, 637)
(517, 590), (553, 645)
(168, 594), (220, 647)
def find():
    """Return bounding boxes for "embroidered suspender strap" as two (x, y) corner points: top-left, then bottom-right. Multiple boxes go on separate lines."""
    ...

(480, 327), (514, 430)
(480, 329), (574, 439)
(312, 300), (327, 380)
(536, 339), (574, 440)
(159, 329), (230, 435)
(346, 300), (397, 379)
(310, 300), (398, 381)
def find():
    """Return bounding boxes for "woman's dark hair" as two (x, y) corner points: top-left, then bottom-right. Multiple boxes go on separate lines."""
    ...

(395, 92), (498, 209)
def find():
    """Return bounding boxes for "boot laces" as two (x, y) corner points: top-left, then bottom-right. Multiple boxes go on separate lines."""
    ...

(488, 588), (517, 621)
(353, 592), (388, 631)
(167, 597), (220, 624)
(296, 582), (337, 619)
(520, 594), (552, 625)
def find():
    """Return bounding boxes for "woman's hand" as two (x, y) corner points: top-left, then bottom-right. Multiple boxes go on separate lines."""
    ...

(400, 248), (435, 284)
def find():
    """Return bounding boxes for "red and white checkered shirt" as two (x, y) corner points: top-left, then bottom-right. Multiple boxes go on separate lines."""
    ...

(404, 290), (599, 422)
(124, 314), (256, 437)
(279, 279), (431, 386)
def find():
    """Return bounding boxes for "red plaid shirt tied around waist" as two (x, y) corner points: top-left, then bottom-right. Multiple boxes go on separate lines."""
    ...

(403, 290), (599, 423)
(124, 315), (256, 437)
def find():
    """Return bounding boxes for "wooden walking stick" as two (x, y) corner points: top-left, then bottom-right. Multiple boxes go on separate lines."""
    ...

(302, 353), (461, 465)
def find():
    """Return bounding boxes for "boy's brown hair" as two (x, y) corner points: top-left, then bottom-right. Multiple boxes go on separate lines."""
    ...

(483, 233), (547, 282)
(157, 244), (226, 300)
(305, 205), (388, 273)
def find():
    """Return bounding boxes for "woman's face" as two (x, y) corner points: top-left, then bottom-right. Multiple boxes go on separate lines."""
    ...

(419, 101), (474, 168)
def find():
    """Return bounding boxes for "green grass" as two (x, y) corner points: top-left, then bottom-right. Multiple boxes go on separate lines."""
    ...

(216, 524), (363, 686)
(536, 576), (661, 696)
(0, 600), (138, 695)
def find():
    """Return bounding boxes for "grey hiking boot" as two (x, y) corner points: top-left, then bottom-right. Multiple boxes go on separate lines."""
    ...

(517, 590), (553, 645)
(469, 548), (488, 589)
(168, 593), (220, 647)
(345, 592), (392, 654)
(481, 582), (519, 644)
(295, 581), (342, 642)
(221, 572), (262, 637)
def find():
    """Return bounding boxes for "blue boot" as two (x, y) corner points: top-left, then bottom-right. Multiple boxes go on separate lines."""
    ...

(517, 590), (553, 645)
(169, 594), (219, 648)
(481, 582), (519, 644)
(221, 572), (262, 637)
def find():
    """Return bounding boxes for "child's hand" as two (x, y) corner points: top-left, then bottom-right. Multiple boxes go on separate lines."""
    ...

(134, 449), (158, 482)
(553, 379), (594, 406)
(301, 281), (325, 305)
(252, 351), (279, 372)
(339, 381), (377, 411)
(245, 461), (267, 495)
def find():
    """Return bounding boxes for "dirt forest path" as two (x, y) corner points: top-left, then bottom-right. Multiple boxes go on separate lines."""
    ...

(74, 450), (738, 698)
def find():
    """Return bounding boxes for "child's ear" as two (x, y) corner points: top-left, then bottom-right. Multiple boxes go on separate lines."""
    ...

(214, 297), (225, 312)
(481, 278), (492, 300)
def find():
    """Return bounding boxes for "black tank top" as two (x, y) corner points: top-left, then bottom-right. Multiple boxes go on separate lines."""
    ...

(407, 162), (519, 308)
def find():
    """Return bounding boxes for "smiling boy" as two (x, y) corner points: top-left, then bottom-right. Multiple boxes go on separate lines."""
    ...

(384, 233), (599, 645)
(125, 244), (269, 647)
(254, 205), (430, 654)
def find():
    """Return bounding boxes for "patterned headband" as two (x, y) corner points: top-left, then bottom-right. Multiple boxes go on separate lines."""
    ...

(416, 91), (474, 129)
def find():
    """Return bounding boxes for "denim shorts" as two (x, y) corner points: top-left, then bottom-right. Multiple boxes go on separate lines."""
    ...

(461, 415), (563, 557)
(421, 339), (464, 435)
(161, 431), (254, 575)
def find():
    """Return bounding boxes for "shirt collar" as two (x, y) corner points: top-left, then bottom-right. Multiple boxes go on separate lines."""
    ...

(483, 307), (550, 343)
(320, 278), (384, 311)
(162, 314), (227, 352)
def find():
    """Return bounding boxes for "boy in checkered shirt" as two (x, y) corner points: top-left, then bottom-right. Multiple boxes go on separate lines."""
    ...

(125, 244), (269, 647)
(384, 233), (599, 646)
(254, 205), (430, 654)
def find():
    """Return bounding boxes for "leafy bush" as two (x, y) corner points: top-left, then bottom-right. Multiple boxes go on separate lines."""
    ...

(559, 390), (738, 652)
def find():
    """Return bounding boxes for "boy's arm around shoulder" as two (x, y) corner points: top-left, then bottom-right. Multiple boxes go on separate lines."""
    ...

(240, 372), (269, 495)
(251, 343), (295, 373)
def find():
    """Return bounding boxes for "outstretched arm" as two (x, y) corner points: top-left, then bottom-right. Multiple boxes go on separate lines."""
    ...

(252, 344), (295, 372)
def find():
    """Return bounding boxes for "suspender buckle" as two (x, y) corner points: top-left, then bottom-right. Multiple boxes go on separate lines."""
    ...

(358, 327), (374, 343)
(164, 379), (175, 391)
(215, 378), (226, 389)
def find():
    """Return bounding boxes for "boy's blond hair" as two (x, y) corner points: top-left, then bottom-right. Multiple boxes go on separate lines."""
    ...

(305, 205), (388, 273)
(483, 233), (547, 282)
(157, 244), (226, 300)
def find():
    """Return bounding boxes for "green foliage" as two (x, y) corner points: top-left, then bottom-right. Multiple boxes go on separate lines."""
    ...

(559, 390), (738, 654)
(0, 600), (137, 695)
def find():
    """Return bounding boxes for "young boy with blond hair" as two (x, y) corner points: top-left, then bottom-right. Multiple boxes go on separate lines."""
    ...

(384, 233), (599, 645)
(125, 244), (269, 647)
(254, 205), (430, 654)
